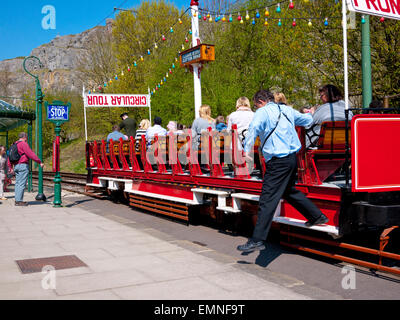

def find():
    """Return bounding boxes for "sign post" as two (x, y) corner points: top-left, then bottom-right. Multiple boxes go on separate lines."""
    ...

(46, 100), (70, 207)
(346, 0), (400, 110)
(82, 92), (151, 141)
(190, 0), (202, 119)
(347, 0), (400, 20)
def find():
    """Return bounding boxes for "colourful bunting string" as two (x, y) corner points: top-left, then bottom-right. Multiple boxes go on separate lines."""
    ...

(88, 7), (191, 94)
(87, 3), (385, 95)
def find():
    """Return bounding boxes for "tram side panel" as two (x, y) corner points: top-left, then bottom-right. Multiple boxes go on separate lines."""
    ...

(340, 115), (400, 234)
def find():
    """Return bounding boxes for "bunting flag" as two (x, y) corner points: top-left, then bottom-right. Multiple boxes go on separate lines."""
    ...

(86, 2), (386, 95)
(88, 8), (191, 94)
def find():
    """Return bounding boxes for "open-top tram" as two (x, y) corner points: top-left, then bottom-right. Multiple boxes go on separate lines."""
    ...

(85, 113), (400, 239)
(82, 0), (400, 275)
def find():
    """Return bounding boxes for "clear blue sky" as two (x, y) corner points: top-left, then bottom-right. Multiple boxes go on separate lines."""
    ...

(1, 0), (188, 61)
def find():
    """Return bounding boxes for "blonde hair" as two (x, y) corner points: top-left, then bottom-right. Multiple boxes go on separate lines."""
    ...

(199, 105), (214, 123)
(139, 119), (150, 130)
(236, 97), (251, 110)
(274, 92), (287, 105)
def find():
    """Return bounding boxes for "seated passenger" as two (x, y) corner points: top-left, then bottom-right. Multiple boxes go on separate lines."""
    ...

(176, 123), (185, 135)
(215, 116), (227, 131)
(167, 121), (177, 133)
(306, 84), (353, 148)
(107, 125), (128, 142)
(135, 119), (150, 151)
(146, 116), (167, 141)
(274, 92), (287, 105)
(227, 97), (254, 144)
(191, 105), (215, 149)
(368, 100), (383, 114)
(300, 106), (314, 114)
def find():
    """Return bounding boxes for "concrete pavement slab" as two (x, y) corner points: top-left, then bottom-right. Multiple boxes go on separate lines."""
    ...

(112, 277), (231, 300)
(54, 268), (153, 296)
(0, 189), (314, 300)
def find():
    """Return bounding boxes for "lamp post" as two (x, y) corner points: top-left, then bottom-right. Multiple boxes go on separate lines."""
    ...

(361, 16), (372, 109)
(23, 56), (46, 201)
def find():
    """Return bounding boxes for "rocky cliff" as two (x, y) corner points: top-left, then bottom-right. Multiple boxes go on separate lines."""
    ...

(0, 20), (112, 104)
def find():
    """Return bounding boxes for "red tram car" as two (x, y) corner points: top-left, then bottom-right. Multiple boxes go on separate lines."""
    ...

(85, 114), (400, 240)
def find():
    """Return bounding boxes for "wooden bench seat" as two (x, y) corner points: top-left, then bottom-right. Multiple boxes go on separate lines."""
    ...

(299, 121), (351, 185)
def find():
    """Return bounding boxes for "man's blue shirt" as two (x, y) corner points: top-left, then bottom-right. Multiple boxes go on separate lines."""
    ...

(243, 102), (313, 163)
(107, 131), (127, 142)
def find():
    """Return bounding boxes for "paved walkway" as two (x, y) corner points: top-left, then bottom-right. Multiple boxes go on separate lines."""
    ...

(0, 188), (312, 300)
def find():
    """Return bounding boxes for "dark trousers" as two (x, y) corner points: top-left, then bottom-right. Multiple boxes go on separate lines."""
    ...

(252, 153), (322, 242)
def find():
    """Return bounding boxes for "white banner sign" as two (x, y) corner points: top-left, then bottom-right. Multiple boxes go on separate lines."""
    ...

(347, 0), (400, 20)
(85, 94), (150, 107)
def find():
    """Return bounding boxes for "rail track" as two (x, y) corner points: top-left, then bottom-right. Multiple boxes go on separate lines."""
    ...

(30, 171), (400, 278)
(31, 171), (92, 196)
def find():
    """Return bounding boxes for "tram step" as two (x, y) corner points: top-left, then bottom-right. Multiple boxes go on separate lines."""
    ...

(216, 206), (241, 213)
(274, 216), (339, 236)
(86, 183), (106, 188)
(231, 193), (260, 201)
(191, 188), (230, 207)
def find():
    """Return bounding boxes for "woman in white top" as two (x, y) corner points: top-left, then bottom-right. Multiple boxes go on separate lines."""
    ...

(227, 97), (254, 145)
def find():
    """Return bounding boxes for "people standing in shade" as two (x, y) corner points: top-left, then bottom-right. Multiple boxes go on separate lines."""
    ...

(237, 89), (328, 253)
(119, 113), (137, 139)
(191, 105), (215, 150)
(7, 132), (45, 206)
(0, 145), (8, 201)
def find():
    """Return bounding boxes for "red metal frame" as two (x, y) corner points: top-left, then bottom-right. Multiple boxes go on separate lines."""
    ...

(85, 115), (400, 231)
(352, 114), (400, 192)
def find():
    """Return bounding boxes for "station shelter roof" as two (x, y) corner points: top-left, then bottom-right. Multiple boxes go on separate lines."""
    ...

(0, 99), (36, 133)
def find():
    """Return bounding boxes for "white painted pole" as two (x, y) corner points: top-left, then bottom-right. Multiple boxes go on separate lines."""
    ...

(148, 87), (152, 125)
(342, 0), (349, 111)
(191, 1), (202, 119)
(82, 86), (88, 141)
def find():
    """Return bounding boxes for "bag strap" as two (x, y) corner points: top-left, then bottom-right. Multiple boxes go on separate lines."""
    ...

(329, 102), (334, 122)
(260, 104), (282, 150)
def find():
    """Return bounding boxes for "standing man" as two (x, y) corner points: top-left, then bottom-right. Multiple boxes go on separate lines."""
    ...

(237, 90), (328, 253)
(119, 113), (136, 139)
(8, 132), (44, 206)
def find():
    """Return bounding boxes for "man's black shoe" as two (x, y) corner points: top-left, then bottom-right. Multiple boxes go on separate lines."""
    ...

(305, 214), (329, 227)
(237, 239), (265, 253)
(15, 201), (28, 207)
